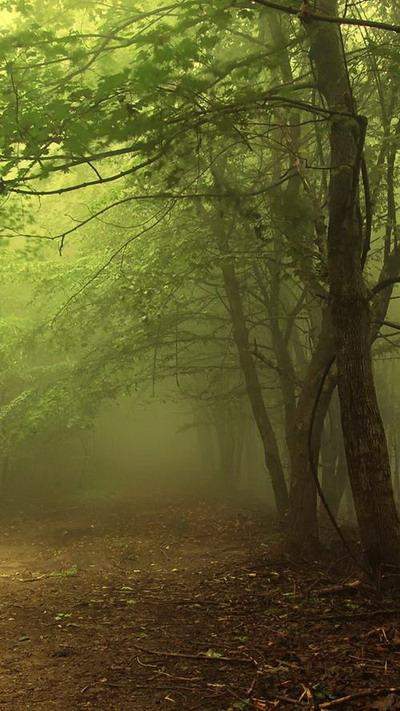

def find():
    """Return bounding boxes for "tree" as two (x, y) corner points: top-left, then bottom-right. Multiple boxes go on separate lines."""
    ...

(0, 0), (399, 570)
(302, 0), (400, 569)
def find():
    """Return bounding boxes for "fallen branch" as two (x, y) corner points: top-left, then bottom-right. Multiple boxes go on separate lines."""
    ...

(83, 682), (206, 693)
(17, 574), (54, 583)
(316, 580), (361, 596)
(319, 687), (400, 708)
(132, 645), (257, 666)
(141, 597), (221, 606)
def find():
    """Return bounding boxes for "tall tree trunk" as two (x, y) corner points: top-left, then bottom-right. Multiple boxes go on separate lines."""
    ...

(321, 444), (348, 520)
(209, 197), (289, 516)
(214, 415), (236, 487)
(0, 455), (10, 498)
(307, 1), (400, 568)
(199, 171), (289, 517)
(332, 449), (348, 518)
(259, 8), (337, 551)
(194, 410), (216, 484)
(286, 311), (335, 552)
(233, 416), (245, 484)
(219, 254), (289, 517)
(321, 400), (348, 519)
(321, 432), (338, 513)
(393, 436), (400, 506)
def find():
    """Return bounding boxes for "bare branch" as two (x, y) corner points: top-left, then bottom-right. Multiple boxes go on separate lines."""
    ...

(371, 276), (400, 297)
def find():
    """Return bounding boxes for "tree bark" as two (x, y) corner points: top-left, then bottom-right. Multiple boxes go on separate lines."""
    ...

(203, 169), (289, 518)
(286, 311), (335, 552)
(219, 255), (289, 517)
(321, 396), (348, 519)
(307, 0), (400, 569)
(393, 436), (400, 506)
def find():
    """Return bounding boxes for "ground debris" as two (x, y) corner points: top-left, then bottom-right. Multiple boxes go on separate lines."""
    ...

(0, 497), (398, 709)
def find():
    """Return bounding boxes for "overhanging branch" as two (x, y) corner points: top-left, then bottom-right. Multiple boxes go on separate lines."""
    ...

(246, 0), (400, 34)
(371, 276), (400, 297)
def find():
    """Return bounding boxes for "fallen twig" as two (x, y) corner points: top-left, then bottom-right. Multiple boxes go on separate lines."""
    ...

(132, 645), (257, 666)
(246, 674), (258, 696)
(316, 580), (361, 596)
(17, 574), (54, 582)
(319, 687), (400, 708)
(141, 597), (221, 606)
(325, 608), (400, 621)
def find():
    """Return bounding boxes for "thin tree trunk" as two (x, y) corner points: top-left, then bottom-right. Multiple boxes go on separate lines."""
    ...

(233, 416), (245, 484)
(195, 415), (216, 484)
(321, 393), (348, 518)
(259, 9), (336, 551)
(215, 416), (235, 487)
(219, 255), (289, 517)
(200, 172), (289, 518)
(321, 429), (338, 510)
(211, 212), (288, 513)
(332, 448), (348, 518)
(307, 0), (400, 569)
(393, 436), (400, 506)
(321, 429), (348, 519)
(0, 455), (10, 497)
(286, 315), (335, 552)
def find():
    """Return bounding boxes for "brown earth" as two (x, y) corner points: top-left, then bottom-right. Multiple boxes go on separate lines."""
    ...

(0, 497), (399, 710)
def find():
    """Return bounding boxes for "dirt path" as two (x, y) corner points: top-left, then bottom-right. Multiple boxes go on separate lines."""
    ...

(0, 498), (398, 709)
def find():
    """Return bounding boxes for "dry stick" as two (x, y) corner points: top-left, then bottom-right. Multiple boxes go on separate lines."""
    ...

(140, 597), (222, 606)
(132, 645), (257, 667)
(83, 683), (208, 693)
(246, 675), (258, 696)
(319, 687), (400, 709)
(316, 580), (361, 596)
(17, 574), (55, 582)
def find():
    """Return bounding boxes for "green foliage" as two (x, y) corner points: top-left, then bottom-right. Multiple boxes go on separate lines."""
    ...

(0, 0), (397, 488)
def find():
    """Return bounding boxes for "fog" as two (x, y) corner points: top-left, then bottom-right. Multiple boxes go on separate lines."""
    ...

(3, 389), (271, 507)
(0, 1), (399, 707)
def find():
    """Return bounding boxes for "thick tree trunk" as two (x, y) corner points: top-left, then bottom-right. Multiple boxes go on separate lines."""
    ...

(307, 1), (400, 569)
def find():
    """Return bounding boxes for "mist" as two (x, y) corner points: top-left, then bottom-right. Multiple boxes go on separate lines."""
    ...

(0, 1), (399, 709)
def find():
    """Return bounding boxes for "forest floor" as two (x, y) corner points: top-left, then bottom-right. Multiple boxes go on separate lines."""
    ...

(0, 496), (399, 710)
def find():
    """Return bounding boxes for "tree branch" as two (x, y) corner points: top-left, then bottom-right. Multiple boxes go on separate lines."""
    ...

(246, 0), (400, 34)
(371, 276), (400, 297)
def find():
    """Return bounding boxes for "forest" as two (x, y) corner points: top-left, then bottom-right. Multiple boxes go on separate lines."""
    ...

(0, 0), (400, 708)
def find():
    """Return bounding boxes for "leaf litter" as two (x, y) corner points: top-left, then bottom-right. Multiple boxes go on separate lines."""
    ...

(0, 497), (398, 709)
